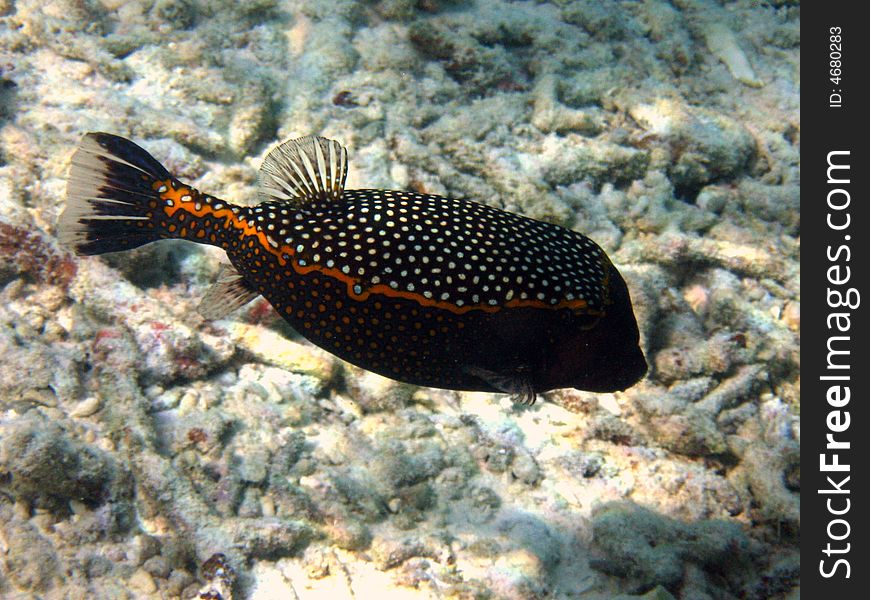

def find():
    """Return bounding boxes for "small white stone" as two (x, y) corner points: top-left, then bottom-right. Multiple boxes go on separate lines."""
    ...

(129, 568), (157, 594)
(70, 396), (101, 418)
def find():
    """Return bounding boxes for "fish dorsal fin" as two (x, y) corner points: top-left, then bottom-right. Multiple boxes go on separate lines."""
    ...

(258, 136), (348, 205)
(198, 264), (260, 320)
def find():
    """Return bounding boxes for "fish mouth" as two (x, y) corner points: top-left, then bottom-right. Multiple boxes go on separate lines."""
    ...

(614, 344), (648, 390)
(574, 344), (647, 393)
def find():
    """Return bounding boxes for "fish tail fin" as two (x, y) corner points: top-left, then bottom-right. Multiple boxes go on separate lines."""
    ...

(57, 132), (176, 255)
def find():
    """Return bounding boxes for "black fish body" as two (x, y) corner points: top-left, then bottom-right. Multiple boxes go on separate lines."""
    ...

(59, 133), (646, 401)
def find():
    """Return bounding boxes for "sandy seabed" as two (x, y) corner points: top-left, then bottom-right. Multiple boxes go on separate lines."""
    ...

(0, 1), (799, 598)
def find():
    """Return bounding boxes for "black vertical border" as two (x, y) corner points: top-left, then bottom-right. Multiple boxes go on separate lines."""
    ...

(803, 3), (868, 596)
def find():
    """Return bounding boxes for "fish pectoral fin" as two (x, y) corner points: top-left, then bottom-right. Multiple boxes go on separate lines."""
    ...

(571, 309), (601, 329)
(462, 365), (537, 406)
(197, 264), (260, 320)
(258, 136), (348, 205)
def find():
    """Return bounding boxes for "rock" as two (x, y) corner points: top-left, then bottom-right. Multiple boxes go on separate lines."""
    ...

(629, 99), (756, 200)
(0, 0), (799, 597)
(538, 135), (650, 190)
(701, 21), (763, 88)
(128, 568), (158, 594)
(612, 586), (677, 600)
(143, 555), (172, 579)
(345, 368), (415, 413)
(531, 72), (604, 135)
(591, 501), (754, 591)
(69, 395), (101, 418)
(0, 415), (118, 507)
(510, 451), (542, 486)
(1, 513), (61, 592)
(228, 322), (336, 385)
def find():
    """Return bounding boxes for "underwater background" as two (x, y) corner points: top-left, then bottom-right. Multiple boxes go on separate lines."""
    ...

(0, 0), (799, 598)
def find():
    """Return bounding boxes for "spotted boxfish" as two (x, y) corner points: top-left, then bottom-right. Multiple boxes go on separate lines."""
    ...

(58, 133), (646, 402)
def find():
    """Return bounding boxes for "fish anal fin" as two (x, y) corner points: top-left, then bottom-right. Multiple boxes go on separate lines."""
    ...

(258, 136), (348, 205)
(198, 264), (260, 320)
